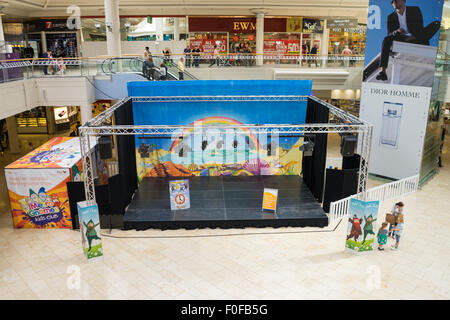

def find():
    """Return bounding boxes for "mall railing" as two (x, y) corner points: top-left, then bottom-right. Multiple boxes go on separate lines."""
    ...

(0, 53), (366, 84)
(328, 174), (420, 224)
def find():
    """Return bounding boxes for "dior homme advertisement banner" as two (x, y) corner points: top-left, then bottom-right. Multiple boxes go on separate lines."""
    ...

(360, 0), (444, 179)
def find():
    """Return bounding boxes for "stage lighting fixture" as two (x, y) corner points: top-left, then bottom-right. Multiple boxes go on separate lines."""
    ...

(299, 134), (315, 157)
(216, 140), (224, 150)
(201, 140), (208, 151)
(232, 139), (238, 149)
(138, 143), (151, 158)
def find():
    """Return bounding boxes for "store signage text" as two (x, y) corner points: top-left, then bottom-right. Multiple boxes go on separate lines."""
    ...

(302, 19), (324, 33)
(233, 21), (256, 31)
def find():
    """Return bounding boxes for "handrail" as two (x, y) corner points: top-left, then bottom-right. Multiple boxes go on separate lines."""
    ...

(0, 53), (367, 64)
(328, 174), (420, 224)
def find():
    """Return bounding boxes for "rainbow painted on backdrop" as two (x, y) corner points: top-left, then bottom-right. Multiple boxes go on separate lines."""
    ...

(169, 116), (261, 152)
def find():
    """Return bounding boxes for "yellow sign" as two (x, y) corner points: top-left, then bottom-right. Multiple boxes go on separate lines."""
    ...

(286, 17), (302, 33)
(262, 188), (278, 211)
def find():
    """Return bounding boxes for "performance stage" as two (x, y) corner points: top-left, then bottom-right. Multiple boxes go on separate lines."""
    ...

(123, 176), (328, 230)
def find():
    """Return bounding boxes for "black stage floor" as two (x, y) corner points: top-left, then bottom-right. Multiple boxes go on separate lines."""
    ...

(123, 176), (328, 230)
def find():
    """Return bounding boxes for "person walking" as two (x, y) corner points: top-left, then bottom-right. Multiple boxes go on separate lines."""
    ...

(209, 45), (220, 67)
(184, 44), (192, 68)
(178, 57), (185, 80)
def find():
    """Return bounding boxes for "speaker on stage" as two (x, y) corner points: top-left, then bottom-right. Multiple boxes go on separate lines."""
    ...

(98, 135), (112, 159)
(322, 168), (358, 213)
(340, 134), (357, 157)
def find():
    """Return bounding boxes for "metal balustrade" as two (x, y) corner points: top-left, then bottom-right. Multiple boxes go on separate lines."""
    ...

(328, 174), (420, 224)
(0, 53), (365, 83)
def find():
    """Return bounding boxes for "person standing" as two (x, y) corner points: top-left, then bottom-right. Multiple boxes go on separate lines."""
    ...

(143, 46), (152, 78)
(178, 57), (185, 80)
(159, 62), (167, 80)
(184, 44), (192, 68)
(391, 213), (404, 250)
(309, 44), (318, 67)
(192, 45), (201, 68)
(209, 45), (220, 67)
(42, 49), (53, 75)
(341, 45), (353, 67)
(388, 201), (404, 237)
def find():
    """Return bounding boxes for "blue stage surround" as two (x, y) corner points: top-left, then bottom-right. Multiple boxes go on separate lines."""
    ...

(126, 80), (312, 179)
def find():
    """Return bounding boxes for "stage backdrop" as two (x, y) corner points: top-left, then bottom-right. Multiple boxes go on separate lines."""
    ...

(127, 80), (312, 180)
(360, 0), (444, 179)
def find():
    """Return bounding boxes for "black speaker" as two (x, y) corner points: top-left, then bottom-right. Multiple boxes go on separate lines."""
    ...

(340, 134), (357, 157)
(323, 168), (358, 212)
(98, 136), (112, 159)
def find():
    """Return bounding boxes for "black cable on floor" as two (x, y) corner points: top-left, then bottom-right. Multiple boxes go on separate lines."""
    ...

(99, 219), (342, 239)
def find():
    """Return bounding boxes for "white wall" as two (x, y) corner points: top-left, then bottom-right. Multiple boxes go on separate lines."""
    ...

(0, 77), (96, 120)
(81, 40), (188, 57)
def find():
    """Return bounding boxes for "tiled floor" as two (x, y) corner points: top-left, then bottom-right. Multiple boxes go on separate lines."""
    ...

(0, 133), (449, 299)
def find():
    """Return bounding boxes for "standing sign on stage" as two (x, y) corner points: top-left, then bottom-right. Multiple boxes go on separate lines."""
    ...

(169, 180), (190, 210)
(77, 201), (103, 262)
(346, 198), (380, 253)
(262, 188), (278, 212)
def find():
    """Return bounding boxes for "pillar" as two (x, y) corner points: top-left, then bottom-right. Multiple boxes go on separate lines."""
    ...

(80, 103), (92, 125)
(6, 116), (20, 154)
(0, 13), (5, 53)
(255, 13), (264, 66)
(156, 18), (164, 41)
(104, 0), (121, 57)
(173, 18), (180, 41)
(46, 107), (56, 134)
(320, 20), (329, 67)
(41, 31), (47, 53)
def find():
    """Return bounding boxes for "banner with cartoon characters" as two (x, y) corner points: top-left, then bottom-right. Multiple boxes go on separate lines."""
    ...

(345, 198), (380, 253)
(77, 201), (103, 261)
(5, 137), (94, 229)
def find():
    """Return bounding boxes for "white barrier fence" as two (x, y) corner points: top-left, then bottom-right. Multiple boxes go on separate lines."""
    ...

(329, 174), (420, 223)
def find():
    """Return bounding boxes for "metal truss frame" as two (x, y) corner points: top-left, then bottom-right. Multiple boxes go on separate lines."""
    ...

(80, 95), (372, 205)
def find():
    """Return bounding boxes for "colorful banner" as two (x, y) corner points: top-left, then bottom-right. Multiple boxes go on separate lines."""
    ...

(169, 180), (190, 210)
(190, 39), (228, 55)
(360, 0), (444, 179)
(128, 80), (312, 180)
(5, 168), (72, 228)
(77, 201), (103, 261)
(263, 40), (301, 55)
(346, 199), (380, 253)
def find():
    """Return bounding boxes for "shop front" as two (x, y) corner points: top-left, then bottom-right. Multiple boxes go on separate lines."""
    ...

(327, 19), (366, 56)
(188, 16), (324, 64)
(15, 106), (80, 134)
(25, 19), (79, 58)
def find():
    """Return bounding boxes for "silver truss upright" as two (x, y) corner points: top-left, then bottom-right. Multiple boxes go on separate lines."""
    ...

(79, 95), (373, 205)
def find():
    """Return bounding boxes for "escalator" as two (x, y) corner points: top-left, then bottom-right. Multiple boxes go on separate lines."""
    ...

(101, 56), (197, 81)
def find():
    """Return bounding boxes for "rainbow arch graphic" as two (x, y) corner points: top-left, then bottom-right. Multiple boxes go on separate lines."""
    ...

(169, 116), (261, 152)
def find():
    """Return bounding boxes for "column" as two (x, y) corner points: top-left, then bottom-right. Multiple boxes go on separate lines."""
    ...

(104, 0), (121, 57)
(155, 18), (164, 41)
(320, 20), (329, 68)
(6, 116), (20, 154)
(255, 13), (264, 66)
(46, 107), (56, 134)
(173, 18), (180, 41)
(0, 13), (5, 53)
(80, 103), (92, 124)
(41, 31), (47, 53)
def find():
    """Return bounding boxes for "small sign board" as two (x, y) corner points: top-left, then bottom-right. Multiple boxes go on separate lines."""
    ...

(77, 201), (103, 262)
(169, 179), (190, 210)
(262, 188), (278, 212)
